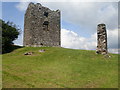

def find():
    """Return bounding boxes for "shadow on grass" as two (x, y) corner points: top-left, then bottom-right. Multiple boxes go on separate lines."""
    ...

(2, 45), (23, 54)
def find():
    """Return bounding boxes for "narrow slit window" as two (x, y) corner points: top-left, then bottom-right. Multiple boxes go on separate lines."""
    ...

(43, 21), (49, 25)
(43, 21), (49, 31)
(44, 12), (48, 17)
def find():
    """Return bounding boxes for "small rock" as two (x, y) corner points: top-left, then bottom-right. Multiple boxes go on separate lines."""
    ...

(39, 49), (45, 52)
(104, 54), (111, 58)
(24, 52), (33, 55)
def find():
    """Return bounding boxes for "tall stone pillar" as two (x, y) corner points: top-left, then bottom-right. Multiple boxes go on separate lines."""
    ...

(96, 24), (108, 55)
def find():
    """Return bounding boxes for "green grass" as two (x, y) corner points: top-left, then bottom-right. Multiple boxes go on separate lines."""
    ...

(2, 47), (118, 88)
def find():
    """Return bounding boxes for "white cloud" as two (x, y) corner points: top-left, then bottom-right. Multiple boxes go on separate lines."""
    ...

(107, 29), (119, 49)
(45, 2), (118, 31)
(61, 28), (97, 50)
(108, 49), (119, 54)
(61, 28), (119, 54)
(14, 33), (23, 46)
(15, 0), (30, 11)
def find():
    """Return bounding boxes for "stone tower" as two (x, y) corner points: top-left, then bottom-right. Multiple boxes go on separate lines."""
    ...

(24, 2), (61, 47)
(96, 24), (108, 55)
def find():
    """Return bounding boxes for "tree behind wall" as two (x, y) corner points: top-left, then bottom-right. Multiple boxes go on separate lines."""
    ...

(1, 19), (20, 54)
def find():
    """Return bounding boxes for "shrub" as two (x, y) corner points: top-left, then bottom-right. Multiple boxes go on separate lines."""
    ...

(1, 19), (20, 53)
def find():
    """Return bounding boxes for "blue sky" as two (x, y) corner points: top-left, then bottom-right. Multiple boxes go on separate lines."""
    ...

(1, 1), (119, 53)
(2, 2), (89, 37)
(2, 2), (24, 30)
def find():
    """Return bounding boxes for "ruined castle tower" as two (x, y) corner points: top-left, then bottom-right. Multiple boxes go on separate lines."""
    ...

(23, 3), (61, 47)
(96, 24), (108, 55)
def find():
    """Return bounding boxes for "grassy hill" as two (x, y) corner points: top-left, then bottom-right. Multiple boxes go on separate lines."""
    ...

(2, 47), (118, 88)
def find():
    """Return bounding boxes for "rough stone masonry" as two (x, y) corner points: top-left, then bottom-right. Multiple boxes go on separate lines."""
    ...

(23, 2), (61, 47)
(96, 24), (108, 55)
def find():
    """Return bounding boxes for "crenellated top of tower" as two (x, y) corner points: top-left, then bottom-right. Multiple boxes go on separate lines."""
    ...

(98, 23), (106, 27)
(26, 2), (60, 14)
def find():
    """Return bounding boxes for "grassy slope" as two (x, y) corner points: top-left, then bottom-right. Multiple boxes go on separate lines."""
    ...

(2, 47), (118, 88)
